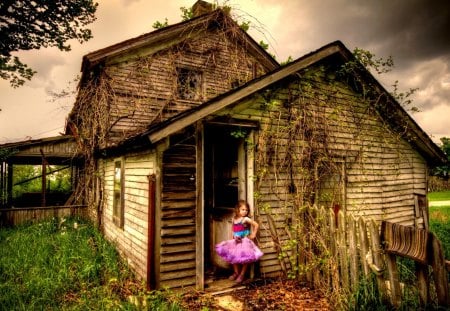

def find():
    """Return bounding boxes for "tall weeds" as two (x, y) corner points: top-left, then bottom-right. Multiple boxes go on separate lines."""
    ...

(0, 217), (180, 310)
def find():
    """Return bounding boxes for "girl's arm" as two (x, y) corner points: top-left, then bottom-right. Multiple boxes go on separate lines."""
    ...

(244, 217), (259, 240)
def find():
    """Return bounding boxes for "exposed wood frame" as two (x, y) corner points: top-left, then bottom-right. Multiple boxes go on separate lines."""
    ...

(153, 138), (169, 288)
(196, 121), (204, 290)
(246, 131), (255, 214)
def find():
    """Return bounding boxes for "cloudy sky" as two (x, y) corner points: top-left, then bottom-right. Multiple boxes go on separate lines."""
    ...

(1, 0), (449, 145)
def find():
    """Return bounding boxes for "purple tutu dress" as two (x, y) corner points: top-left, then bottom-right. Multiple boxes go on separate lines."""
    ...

(215, 217), (263, 264)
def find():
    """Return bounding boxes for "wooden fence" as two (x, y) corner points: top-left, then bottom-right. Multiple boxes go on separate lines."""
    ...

(299, 205), (449, 308)
(0, 205), (88, 227)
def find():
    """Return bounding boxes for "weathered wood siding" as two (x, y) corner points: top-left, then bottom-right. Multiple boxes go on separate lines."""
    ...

(214, 65), (429, 276)
(102, 28), (269, 143)
(159, 137), (197, 288)
(101, 151), (155, 281)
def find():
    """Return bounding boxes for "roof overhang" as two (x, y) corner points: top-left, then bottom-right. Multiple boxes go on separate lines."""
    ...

(142, 41), (446, 166)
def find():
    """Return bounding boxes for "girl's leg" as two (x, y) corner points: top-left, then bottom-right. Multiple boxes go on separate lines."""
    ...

(236, 264), (248, 283)
(229, 264), (240, 280)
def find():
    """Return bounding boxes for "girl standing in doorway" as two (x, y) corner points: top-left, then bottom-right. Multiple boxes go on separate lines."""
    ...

(215, 200), (263, 283)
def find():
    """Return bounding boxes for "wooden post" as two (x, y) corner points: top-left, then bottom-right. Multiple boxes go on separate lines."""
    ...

(329, 208), (340, 292)
(430, 233), (449, 307)
(368, 220), (387, 298)
(415, 262), (429, 306)
(385, 253), (402, 307)
(358, 217), (370, 277)
(7, 164), (12, 207)
(348, 215), (358, 290)
(338, 210), (349, 290)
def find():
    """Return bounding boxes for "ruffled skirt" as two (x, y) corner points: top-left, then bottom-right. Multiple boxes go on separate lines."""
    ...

(215, 237), (263, 264)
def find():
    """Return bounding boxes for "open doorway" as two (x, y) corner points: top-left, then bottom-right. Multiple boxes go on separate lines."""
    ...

(203, 125), (248, 282)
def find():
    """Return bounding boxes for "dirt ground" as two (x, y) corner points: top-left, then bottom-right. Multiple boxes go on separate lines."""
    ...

(180, 279), (331, 310)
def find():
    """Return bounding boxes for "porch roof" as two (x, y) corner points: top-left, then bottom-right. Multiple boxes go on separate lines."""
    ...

(0, 135), (80, 165)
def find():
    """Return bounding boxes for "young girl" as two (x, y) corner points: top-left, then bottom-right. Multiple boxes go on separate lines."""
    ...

(215, 200), (263, 283)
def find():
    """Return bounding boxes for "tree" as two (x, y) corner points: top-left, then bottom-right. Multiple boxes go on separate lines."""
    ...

(0, 0), (98, 88)
(432, 137), (450, 179)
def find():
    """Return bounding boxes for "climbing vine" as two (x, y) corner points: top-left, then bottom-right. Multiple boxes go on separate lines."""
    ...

(250, 51), (419, 305)
(67, 8), (273, 220)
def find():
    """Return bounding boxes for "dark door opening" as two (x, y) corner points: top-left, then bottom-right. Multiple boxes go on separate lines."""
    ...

(204, 125), (246, 280)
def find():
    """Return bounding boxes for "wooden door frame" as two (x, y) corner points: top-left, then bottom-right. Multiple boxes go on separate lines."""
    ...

(196, 122), (255, 289)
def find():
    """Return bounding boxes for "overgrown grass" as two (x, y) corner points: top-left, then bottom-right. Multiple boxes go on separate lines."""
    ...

(428, 190), (450, 201)
(0, 217), (183, 310)
(429, 205), (450, 260)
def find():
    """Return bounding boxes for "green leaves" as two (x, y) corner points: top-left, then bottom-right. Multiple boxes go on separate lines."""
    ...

(0, 0), (98, 87)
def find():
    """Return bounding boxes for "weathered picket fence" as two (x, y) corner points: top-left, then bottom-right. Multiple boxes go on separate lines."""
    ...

(0, 205), (87, 227)
(297, 205), (449, 308)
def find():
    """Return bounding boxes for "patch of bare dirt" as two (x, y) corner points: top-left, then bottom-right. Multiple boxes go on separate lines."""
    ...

(180, 279), (331, 310)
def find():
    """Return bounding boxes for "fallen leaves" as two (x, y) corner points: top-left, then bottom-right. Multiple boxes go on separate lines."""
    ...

(180, 279), (330, 310)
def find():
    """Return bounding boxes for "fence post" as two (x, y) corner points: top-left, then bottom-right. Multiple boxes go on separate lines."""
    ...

(348, 215), (359, 290)
(368, 220), (387, 299)
(338, 210), (349, 291)
(358, 217), (370, 277)
(385, 253), (402, 307)
(430, 233), (449, 307)
(329, 208), (340, 293)
(415, 262), (429, 306)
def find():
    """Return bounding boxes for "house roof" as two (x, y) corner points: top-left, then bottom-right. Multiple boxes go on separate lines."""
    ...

(130, 40), (446, 166)
(0, 135), (80, 164)
(0, 135), (74, 150)
(68, 6), (280, 136)
(80, 8), (279, 73)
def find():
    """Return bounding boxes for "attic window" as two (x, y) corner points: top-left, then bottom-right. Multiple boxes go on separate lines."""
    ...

(177, 68), (202, 100)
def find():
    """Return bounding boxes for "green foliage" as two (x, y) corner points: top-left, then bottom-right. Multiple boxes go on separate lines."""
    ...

(340, 48), (420, 113)
(180, 6), (194, 21)
(429, 204), (450, 259)
(239, 20), (251, 32)
(230, 128), (247, 139)
(12, 165), (72, 198)
(280, 56), (293, 66)
(152, 18), (169, 30)
(0, 0), (98, 88)
(391, 81), (419, 113)
(428, 190), (450, 201)
(431, 137), (450, 179)
(0, 147), (17, 161)
(0, 218), (182, 310)
(352, 47), (394, 75)
(347, 275), (389, 311)
(259, 40), (269, 51)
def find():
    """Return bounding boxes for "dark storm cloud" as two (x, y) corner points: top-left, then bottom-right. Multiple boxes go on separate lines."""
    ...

(265, 0), (449, 141)
(272, 0), (449, 65)
(353, 0), (450, 65)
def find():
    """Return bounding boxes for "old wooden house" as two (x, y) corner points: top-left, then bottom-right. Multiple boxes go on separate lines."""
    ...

(2, 1), (446, 291)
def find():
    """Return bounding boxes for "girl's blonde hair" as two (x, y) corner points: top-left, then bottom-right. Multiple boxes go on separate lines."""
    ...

(234, 200), (251, 217)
